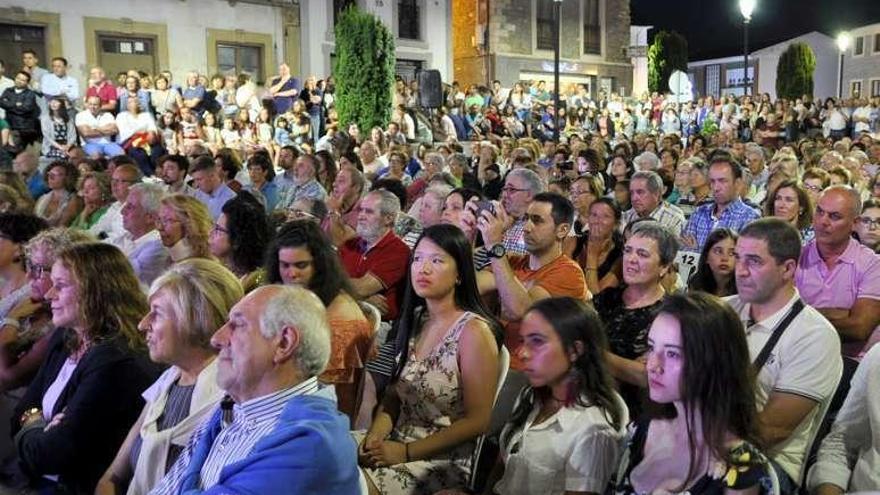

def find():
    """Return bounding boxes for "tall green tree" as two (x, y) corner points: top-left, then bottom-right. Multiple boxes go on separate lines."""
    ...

(776, 42), (816, 100)
(648, 31), (689, 93)
(334, 6), (396, 134)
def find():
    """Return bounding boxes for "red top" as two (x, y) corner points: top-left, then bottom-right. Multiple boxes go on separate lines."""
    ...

(339, 230), (410, 320)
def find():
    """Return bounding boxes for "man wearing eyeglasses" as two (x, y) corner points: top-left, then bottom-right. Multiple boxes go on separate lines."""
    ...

(497, 168), (544, 257)
(90, 164), (142, 249)
(796, 186), (880, 359)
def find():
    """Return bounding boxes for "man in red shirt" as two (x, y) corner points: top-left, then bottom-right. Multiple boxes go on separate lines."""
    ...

(85, 66), (117, 113)
(475, 192), (589, 369)
(338, 189), (410, 320)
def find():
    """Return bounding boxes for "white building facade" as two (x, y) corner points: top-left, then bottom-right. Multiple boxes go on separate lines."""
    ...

(0, 0), (453, 91)
(687, 31), (840, 101)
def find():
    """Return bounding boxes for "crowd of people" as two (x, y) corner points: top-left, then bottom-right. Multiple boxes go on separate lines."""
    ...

(0, 46), (878, 495)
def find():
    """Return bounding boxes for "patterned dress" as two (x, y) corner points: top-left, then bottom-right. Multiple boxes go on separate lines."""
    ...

(361, 311), (479, 494)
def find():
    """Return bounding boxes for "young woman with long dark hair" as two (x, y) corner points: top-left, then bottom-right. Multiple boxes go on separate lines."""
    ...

(688, 228), (738, 297)
(611, 292), (770, 495)
(485, 297), (627, 495)
(358, 224), (501, 494)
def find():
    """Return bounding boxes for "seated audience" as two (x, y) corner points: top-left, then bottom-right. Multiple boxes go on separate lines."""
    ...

(189, 155), (236, 220)
(40, 96), (76, 162)
(209, 191), (269, 292)
(76, 95), (124, 158)
(70, 171), (111, 230)
(570, 197), (624, 294)
(358, 224), (500, 494)
(120, 182), (171, 288)
(764, 179), (814, 244)
(611, 292), (772, 494)
(150, 285), (360, 494)
(265, 220), (373, 421)
(806, 344), (880, 494)
(598, 221), (677, 414)
(116, 98), (162, 176)
(338, 189), (410, 320)
(795, 186), (880, 358)
(855, 199), (880, 254)
(621, 171), (685, 236)
(12, 243), (159, 493)
(325, 164), (367, 245)
(12, 151), (48, 201)
(90, 162), (142, 247)
(243, 152), (279, 212)
(728, 218), (842, 491)
(687, 228), (738, 297)
(474, 192), (589, 370)
(95, 259), (242, 495)
(156, 193), (213, 263)
(488, 297), (628, 495)
(35, 160), (82, 227)
(681, 154), (760, 252)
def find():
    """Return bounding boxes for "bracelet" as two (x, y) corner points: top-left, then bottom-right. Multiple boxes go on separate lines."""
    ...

(404, 442), (411, 463)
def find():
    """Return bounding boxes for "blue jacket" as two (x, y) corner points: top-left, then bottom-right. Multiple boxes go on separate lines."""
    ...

(178, 391), (360, 495)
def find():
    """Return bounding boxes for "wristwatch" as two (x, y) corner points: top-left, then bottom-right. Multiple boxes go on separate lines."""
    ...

(20, 407), (41, 427)
(487, 243), (507, 259)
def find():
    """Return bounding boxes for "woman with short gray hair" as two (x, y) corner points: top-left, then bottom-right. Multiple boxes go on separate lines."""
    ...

(594, 220), (679, 417)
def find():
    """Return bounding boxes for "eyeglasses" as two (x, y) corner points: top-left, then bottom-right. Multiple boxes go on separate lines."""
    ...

(26, 260), (52, 279)
(156, 217), (180, 228)
(803, 183), (823, 193)
(288, 209), (318, 221)
(111, 178), (137, 185)
(570, 188), (593, 197)
(501, 186), (530, 194)
(859, 216), (880, 229)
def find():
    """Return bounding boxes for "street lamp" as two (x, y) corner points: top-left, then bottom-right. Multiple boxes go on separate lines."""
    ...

(837, 32), (851, 99)
(738, 0), (756, 96)
(553, 0), (563, 145)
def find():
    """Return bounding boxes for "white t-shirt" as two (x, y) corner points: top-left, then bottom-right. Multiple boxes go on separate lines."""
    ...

(495, 393), (628, 495)
(725, 292), (842, 482)
(853, 105), (873, 134)
(115, 111), (157, 143)
(75, 110), (116, 144)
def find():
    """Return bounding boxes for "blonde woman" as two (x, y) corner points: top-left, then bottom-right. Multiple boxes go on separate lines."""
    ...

(155, 194), (213, 263)
(95, 259), (243, 495)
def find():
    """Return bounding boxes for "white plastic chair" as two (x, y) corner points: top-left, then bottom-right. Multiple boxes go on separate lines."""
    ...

(467, 345), (510, 491)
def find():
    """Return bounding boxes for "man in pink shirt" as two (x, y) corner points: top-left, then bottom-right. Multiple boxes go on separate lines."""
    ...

(796, 186), (880, 358)
(85, 66), (117, 113)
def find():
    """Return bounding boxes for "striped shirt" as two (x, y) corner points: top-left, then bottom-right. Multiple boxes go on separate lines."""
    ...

(621, 202), (687, 236)
(149, 377), (320, 495)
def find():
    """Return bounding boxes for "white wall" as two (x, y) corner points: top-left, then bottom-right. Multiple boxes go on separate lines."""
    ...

(299, 0), (452, 81)
(3, 0), (284, 87)
(753, 32), (838, 100)
(630, 25), (651, 97)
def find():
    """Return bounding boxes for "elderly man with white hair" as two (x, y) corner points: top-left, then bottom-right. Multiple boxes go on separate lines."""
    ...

(633, 151), (660, 171)
(149, 285), (360, 495)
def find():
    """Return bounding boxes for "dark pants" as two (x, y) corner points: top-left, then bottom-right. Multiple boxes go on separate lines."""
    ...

(128, 145), (166, 177)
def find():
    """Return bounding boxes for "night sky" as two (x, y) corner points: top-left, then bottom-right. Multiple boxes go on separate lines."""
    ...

(631, 0), (880, 60)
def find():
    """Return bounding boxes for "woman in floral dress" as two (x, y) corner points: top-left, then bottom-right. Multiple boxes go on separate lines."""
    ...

(358, 224), (501, 494)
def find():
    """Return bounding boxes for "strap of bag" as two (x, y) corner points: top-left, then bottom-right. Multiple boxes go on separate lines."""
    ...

(752, 299), (805, 370)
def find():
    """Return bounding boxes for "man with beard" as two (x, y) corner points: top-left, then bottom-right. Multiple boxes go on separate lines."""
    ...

(338, 189), (409, 321)
(159, 154), (195, 196)
(275, 154), (326, 211)
(725, 218), (841, 493)
(475, 192), (588, 370)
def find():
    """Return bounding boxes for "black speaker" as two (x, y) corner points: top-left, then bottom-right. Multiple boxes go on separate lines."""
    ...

(418, 70), (443, 108)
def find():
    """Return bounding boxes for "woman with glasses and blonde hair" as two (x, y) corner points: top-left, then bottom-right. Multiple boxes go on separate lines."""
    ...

(155, 193), (212, 263)
(95, 259), (243, 495)
(13, 243), (159, 494)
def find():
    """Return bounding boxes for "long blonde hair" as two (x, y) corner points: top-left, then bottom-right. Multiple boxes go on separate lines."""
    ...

(160, 194), (212, 258)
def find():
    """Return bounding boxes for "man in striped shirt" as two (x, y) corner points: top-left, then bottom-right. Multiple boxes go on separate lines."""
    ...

(149, 285), (360, 494)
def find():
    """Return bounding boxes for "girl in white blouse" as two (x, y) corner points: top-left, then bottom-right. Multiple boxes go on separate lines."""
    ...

(487, 297), (628, 495)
